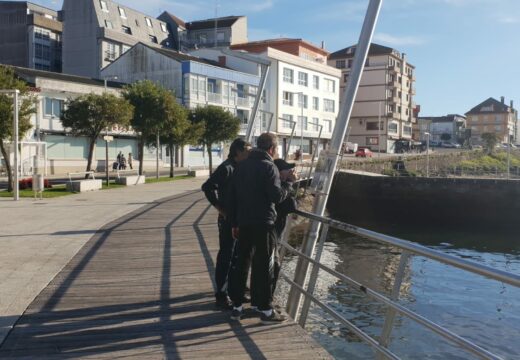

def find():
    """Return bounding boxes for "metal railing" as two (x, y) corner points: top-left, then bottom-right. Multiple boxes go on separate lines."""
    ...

(279, 210), (520, 360)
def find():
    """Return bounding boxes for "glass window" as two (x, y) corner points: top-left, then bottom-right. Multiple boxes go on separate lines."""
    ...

(388, 122), (398, 133)
(283, 91), (293, 106)
(283, 68), (294, 83)
(298, 72), (308, 86)
(122, 44), (131, 53)
(312, 97), (319, 111)
(298, 94), (308, 109)
(149, 35), (158, 44)
(160, 23), (168, 32)
(35, 43), (50, 60)
(106, 42), (117, 60)
(118, 7), (126, 18)
(145, 17), (153, 27)
(217, 31), (225, 41)
(313, 75), (319, 90)
(122, 26), (132, 35)
(44, 98), (63, 118)
(105, 20), (113, 29)
(366, 122), (383, 131)
(99, 0), (108, 11)
(403, 126), (412, 136)
(282, 114), (293, 129)
(324, 79), (335, 93)
(207, 78), (217, 93)
(323, 99), (335, 113)
(335, 60), (345, 69)
(312, 118), (319, 131)
(323, 120), (332, 133)
(198, 34), (207, 43)
(298, 116), (308, 131)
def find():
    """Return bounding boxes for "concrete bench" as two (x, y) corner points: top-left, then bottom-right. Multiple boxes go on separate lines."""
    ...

(116, 175), (146, 186)
(188, 169), (210, 177)
(66, 179), (102, 192)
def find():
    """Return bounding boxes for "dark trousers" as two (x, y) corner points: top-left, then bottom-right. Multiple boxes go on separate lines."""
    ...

(230, 225), (277, 311)
(215, 217), (236, 299)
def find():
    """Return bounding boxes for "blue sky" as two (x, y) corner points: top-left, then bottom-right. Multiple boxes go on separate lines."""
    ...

(22, 0), (520, 116)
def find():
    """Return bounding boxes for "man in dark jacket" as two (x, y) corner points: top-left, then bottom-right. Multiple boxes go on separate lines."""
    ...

(202, 138), (251, 309)
(228, 133), (293, 323)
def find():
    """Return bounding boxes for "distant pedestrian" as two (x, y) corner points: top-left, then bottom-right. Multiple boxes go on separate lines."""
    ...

(202, 138), (251, 309)
(128, 153), (133, 170)
(229, 133), (293, 323)
(120, 155), (127, 170)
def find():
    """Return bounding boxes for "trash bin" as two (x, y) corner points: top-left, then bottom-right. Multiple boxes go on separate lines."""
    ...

(32, 174), (44, 192)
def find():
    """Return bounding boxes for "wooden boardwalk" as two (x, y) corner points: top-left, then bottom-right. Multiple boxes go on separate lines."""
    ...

(0, 191), (331, 359)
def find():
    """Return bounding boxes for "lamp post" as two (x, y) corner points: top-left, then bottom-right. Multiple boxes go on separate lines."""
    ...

(0, 89), (20, 201)
(378, 101), (382, 158)
(103, 76), (118, 186)
(507, 135), (511, 180)
(424, 132), (431, 177)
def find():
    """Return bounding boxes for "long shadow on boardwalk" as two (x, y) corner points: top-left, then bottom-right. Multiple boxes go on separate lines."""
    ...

(0, 191), (331, 359)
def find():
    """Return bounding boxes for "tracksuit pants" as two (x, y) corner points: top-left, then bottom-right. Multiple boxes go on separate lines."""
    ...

(215, 217), (236, 300)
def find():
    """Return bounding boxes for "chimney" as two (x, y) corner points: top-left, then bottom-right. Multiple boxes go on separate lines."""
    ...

(218, 56), (226, 67)
(501, 96), (505, 104)
(321, 40), (324, 49)
(511, 100), (514, 110)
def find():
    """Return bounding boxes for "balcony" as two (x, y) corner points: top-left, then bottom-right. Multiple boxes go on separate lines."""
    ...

(236, 97), (249, 107)
(387, 112), (401, 119)
(387, 79), (401, 89)
(387, 64), (400, 73)
(387, 95), (400, 103)
(207, 92), (222, 104)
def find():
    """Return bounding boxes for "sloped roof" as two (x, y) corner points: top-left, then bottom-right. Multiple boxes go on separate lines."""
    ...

(329, 43), (395, 60)
(138, 43), (227, 68)
(466, 97), (511, 115)
(158, 11), (185, 28)
(230, 38), (329, 56)
(185, 16), (243, 31)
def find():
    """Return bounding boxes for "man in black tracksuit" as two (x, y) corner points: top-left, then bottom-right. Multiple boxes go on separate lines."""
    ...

(201, 138), (251, 309)
(228, 133), (292, 323)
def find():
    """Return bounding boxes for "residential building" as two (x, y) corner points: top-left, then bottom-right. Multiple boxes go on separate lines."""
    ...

(227, 39), (340, 157)
(61, 0), (174, 78)
(100, 42), (261, 167)
(157, 11), (187, 51)
(328, 43), (417, 153)
(0, 1), (62, 72)
(465, 97), (518, 144)
(181, 16), (247, 51)
(417, 115), (467, 143)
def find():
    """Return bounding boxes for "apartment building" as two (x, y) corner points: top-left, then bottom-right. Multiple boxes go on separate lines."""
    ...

(328, 43), (417, 153)
(0, 1), (62, 72)
(181, 16), (247, 52)
(61, 0), (174, 78)
(417, 115), (467, 143)
(465, 97), (518, 144)
(228, 39), (340, 157)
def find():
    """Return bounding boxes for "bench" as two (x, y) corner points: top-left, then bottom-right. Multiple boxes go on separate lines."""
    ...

(115, 170), (145, 186)
(66, 171), (102, 193)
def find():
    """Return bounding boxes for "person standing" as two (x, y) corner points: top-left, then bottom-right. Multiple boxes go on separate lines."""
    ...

(229, 133), (292, 323)
(202, 138), (251, 309)
(128, 153), (133, 170)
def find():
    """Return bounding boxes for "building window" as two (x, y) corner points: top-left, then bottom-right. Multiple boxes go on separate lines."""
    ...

(324, 79), (335, 93)
(122, 26), (132, 35)
(312, 118), (320, 131)
(312, 97), (319, 111)
(298, 94), (308, 109)
(344, 74), (349, 82)
(207, 78), (217, 93)
(403, 125), (412, 136)
(282, 114), (293, 129)
(313, 75), (319, 90)
(34, 28), (50, 40)
(149, 35), (158, 44)
(366, 122), (383, 131)
(105, 20), (113, 29)
(336, 60), (346, 69)
(283, 68), (294, 83)
(35, 43), (51, 60)
(282, 91), (293, 106)
(298, 116), (308, 131)
(44, 98), (64, 118)
(217, 31), (225, 41)
(122, 44), (131, 53)
(99, 0), (108, 12)
(366, 137), (379, 146)
(348, 59), (353, 68)
(105, 42), (118, 60)
(161, 23), (168, 33)
(198, 34), (207, 44)
(388, 122), (398, 134)
(145, 17), (153, 27)
(35, 63), (50, 71)
(323, 119), (332, 133)
(118, 7), (126, 18)
(323, 99), (335, 113)
(298, 72), (308, 86)
(237, 109), (248, 124)
(496, 125), (502, 131)
(135, 19), (140, 27)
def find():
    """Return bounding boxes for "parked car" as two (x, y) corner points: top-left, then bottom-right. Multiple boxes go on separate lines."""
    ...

(355, 148), (373, 158)
(441, 142), (461, 148)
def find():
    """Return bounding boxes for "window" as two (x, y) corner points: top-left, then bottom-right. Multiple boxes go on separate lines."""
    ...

(161, 23), (168, 33)
(312, 75), (319, 90)
(366, 122), (383, 131)
(105, 20), (113, 29)
(118, 7), (126, 18)
(282, 91), (293, 106)
(298, 72), (308, 86)
(312, 97), (319, 111)
(236, 84), (245, 98)
(388, 122), (398, 134)
(145, 17), (153, 27)
(366, 137), (379, 146)
(35, 43), (50, 60)
(343, 74), (349, 82)
(324, 79), (335, 93)
(298, 116), (308, 131)
(217, 31), (225, 41)
(323, 119), (332, 133)
(122, 26), (132, 35)
(282, 114), (293, 129)
(99, 0), (108, 12)
(198, 34), (207, 44)
(312, 118), (319, 131)
(236, 109), (248, 124)
(135, 19), (140, 27)
(207, 78), (217, 93)
(323, 99), (335, 113)
(348, 59), (353, 68)
(336, 60), (346, 69)
(122, 44), (131, 53)
(44, 98), (63, 118)
(105, 42), (117, 60)
(298, 94), (308, 109)
(34, 28), (50, 40)
(283, 68), (294, 83)
(35, 63), (50, 71)
(149, 35), (158, 44)
(495, 125), (502, 131)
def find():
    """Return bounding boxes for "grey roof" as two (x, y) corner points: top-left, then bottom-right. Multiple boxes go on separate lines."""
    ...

(185, 16), (242, 31)
(329, 43), (395, 60)
(466, 97), (512, 115)
(418, 115), (466, 123)
(10, 66), (125, 88)
(158, 11), (186, 28)
(138, 43), (228, 68)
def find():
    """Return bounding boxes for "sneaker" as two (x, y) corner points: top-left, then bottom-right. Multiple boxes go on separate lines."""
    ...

(230, 307), (243, 321)
(260, 309), (288, 324)
(241, 293), (251, 303)
(215, 296), (233, 310)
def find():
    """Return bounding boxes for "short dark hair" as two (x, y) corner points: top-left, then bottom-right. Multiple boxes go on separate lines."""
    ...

(257, 133), (278, 151)
(228, 138), (250, 159)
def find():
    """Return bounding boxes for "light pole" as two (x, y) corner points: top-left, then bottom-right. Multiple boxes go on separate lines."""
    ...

(378, 101), (382, 158)
(0, 89), (20, 201)
(424, 132), (431, 177)
(507, 135), (511, 180)
(103, 76), (118, 186)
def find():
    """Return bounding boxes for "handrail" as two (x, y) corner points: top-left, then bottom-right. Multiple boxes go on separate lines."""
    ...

(279, 210), (520, 360)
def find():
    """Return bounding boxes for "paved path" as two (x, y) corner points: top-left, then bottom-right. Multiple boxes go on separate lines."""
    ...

(0, 178), (204, 344)
(0, 190), (331, 359)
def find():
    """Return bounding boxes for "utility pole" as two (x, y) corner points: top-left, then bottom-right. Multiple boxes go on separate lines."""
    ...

(378, 101), (382, 158)
(0, 89), (20, 201)
(156, 131), (160, 179)
(425, 132), (430, 177)
(103, 76), (118, 186)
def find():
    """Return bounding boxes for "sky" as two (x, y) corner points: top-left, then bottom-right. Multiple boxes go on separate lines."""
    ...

(19, 0), (520, 116)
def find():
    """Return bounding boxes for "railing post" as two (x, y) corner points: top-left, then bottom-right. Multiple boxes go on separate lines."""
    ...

(298, 224), (330, 327)
(377, 251), (411, 356)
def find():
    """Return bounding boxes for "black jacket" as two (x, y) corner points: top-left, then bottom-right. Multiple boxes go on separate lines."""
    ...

(201, 158), (236, 215)
(229, 149), (291, 227)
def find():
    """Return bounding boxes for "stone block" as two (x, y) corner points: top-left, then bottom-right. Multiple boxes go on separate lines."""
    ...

(66, 179), (102, 192)
(115, 175), (146, 186)
(188, 169), (210, 177)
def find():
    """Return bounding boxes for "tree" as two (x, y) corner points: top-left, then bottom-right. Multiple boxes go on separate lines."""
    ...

(440, 133), (452, 142)
(0, 66), (35, 192)
(123, 81), (175, 175)
(190, 105), (240, 174)
(61, 93), (133, 176)
(481, 132), (499, 154)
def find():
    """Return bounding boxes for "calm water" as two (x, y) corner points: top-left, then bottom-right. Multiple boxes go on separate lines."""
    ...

(277, 226), (520, 359)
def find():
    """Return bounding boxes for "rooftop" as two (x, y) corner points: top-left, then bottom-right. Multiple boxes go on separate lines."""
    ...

(466, 97), (514, 115)
(231, 38), (329, 56)
(185, 16), (243, 31)
(329, 43), (398, 60)
(158, 11), (186, 29)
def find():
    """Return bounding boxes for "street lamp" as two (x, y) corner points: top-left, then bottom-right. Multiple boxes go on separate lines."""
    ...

(102, 75), (118, 186)
(378, 101), (382, 158)
(424, 132), (431, 177)
(0, 89), (20, 201)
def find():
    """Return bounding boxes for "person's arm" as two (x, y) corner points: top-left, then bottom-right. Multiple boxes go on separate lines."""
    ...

(201, 165), (227, 212)
(265, 163), (291, 205)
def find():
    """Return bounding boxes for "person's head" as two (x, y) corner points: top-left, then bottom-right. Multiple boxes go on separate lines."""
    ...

(257, 133), (278, 158)
(228, 138), (251, 163)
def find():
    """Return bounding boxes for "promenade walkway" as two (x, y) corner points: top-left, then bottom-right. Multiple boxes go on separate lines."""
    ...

(0, 189), (331, 359)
